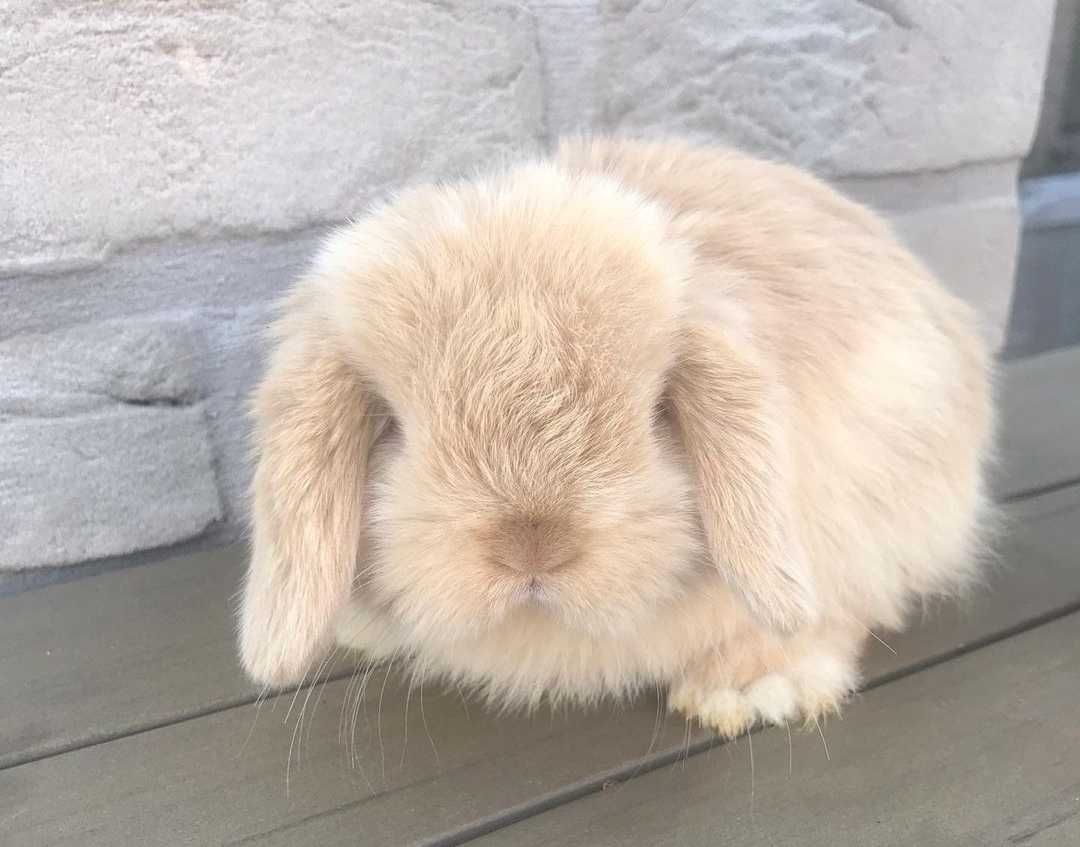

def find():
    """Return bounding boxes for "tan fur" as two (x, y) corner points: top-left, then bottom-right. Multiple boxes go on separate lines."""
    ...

(238, 138), (994, 735)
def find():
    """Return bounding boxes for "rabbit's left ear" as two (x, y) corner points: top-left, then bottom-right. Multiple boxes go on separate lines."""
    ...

(238, 300), (378, 689)
(669, 320), (819, 633)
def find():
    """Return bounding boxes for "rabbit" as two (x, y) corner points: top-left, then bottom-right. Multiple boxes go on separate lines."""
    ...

(238, 137), (994, 738)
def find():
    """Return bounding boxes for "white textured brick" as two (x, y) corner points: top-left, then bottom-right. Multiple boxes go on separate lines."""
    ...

(0, 409), (223, 570)
(0, 319), (223, 569)
(534, 0), (1054, 175)
(1, 0), (543, 272)
(0, 319), (200, 416)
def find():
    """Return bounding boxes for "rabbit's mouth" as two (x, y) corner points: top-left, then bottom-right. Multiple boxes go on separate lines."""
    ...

(520, 577), (555, 607)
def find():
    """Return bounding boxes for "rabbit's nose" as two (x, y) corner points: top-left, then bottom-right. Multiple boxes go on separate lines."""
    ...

(492, 516), (579, 575)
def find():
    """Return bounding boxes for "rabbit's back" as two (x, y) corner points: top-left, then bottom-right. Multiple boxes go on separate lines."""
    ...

(559, 137), (994, 628)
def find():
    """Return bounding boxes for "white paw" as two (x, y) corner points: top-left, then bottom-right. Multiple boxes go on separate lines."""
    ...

(744, 673), (799, 725)
(791, 650), (858, 718)
(669, 652), (857, 739)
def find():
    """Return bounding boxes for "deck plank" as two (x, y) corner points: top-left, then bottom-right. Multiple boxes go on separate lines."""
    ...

(3, 484), (1079, 847)
(0, 350), (1076, 772)
(473, 611), (1080, 847)
(0, 547), (253, 770)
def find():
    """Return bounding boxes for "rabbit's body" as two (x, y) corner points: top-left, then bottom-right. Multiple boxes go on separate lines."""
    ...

(242, 138), (993, 736)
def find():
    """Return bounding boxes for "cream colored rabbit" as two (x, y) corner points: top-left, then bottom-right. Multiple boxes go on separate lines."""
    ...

(238, 137), (994, 738)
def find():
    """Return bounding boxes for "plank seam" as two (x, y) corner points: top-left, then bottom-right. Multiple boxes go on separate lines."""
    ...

(999, 474), (1080, 504)
(0, 668), (358, 772)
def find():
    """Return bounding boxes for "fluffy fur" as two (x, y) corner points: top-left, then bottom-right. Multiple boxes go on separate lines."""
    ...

(238, 137), (994, 736)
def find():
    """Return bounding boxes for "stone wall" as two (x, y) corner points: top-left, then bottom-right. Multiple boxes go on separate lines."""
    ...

(1, 0), (1056, 571)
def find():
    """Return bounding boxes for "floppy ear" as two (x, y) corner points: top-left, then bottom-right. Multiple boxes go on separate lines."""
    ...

(669, 322), (819, 633)
(238, 300), (377, 688)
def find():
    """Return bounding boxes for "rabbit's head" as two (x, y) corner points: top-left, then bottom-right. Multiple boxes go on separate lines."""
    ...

(239, 161), (815, 688)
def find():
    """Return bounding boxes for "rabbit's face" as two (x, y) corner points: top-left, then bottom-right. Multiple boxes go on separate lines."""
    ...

(325, 165), (706, 647)
(360, 356), (704, 647)
(242, 146), (824, 689)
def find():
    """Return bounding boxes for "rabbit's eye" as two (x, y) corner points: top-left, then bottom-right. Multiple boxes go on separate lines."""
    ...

(378, 413), (401, 442)
(652, 394), (674, 429)
(369, 393), (401, 445)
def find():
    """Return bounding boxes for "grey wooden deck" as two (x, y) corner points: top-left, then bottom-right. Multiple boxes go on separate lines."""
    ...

(2, 347), (1079, 847)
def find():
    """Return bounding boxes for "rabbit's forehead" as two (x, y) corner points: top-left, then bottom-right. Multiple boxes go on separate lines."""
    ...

(401, 321), (668, 426)
(340, 236), (683, 399)
(318, 162), (692, 405)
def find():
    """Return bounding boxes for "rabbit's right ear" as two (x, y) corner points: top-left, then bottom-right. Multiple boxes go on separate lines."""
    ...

(668, 318), (819, 634)
(238, 299), (377, 688)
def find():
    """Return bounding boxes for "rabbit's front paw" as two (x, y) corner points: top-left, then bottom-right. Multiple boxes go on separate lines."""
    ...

(668, 644), (859, 740)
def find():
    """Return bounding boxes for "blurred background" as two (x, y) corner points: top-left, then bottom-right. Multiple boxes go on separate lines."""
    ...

(0, 0), (1075, 583)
